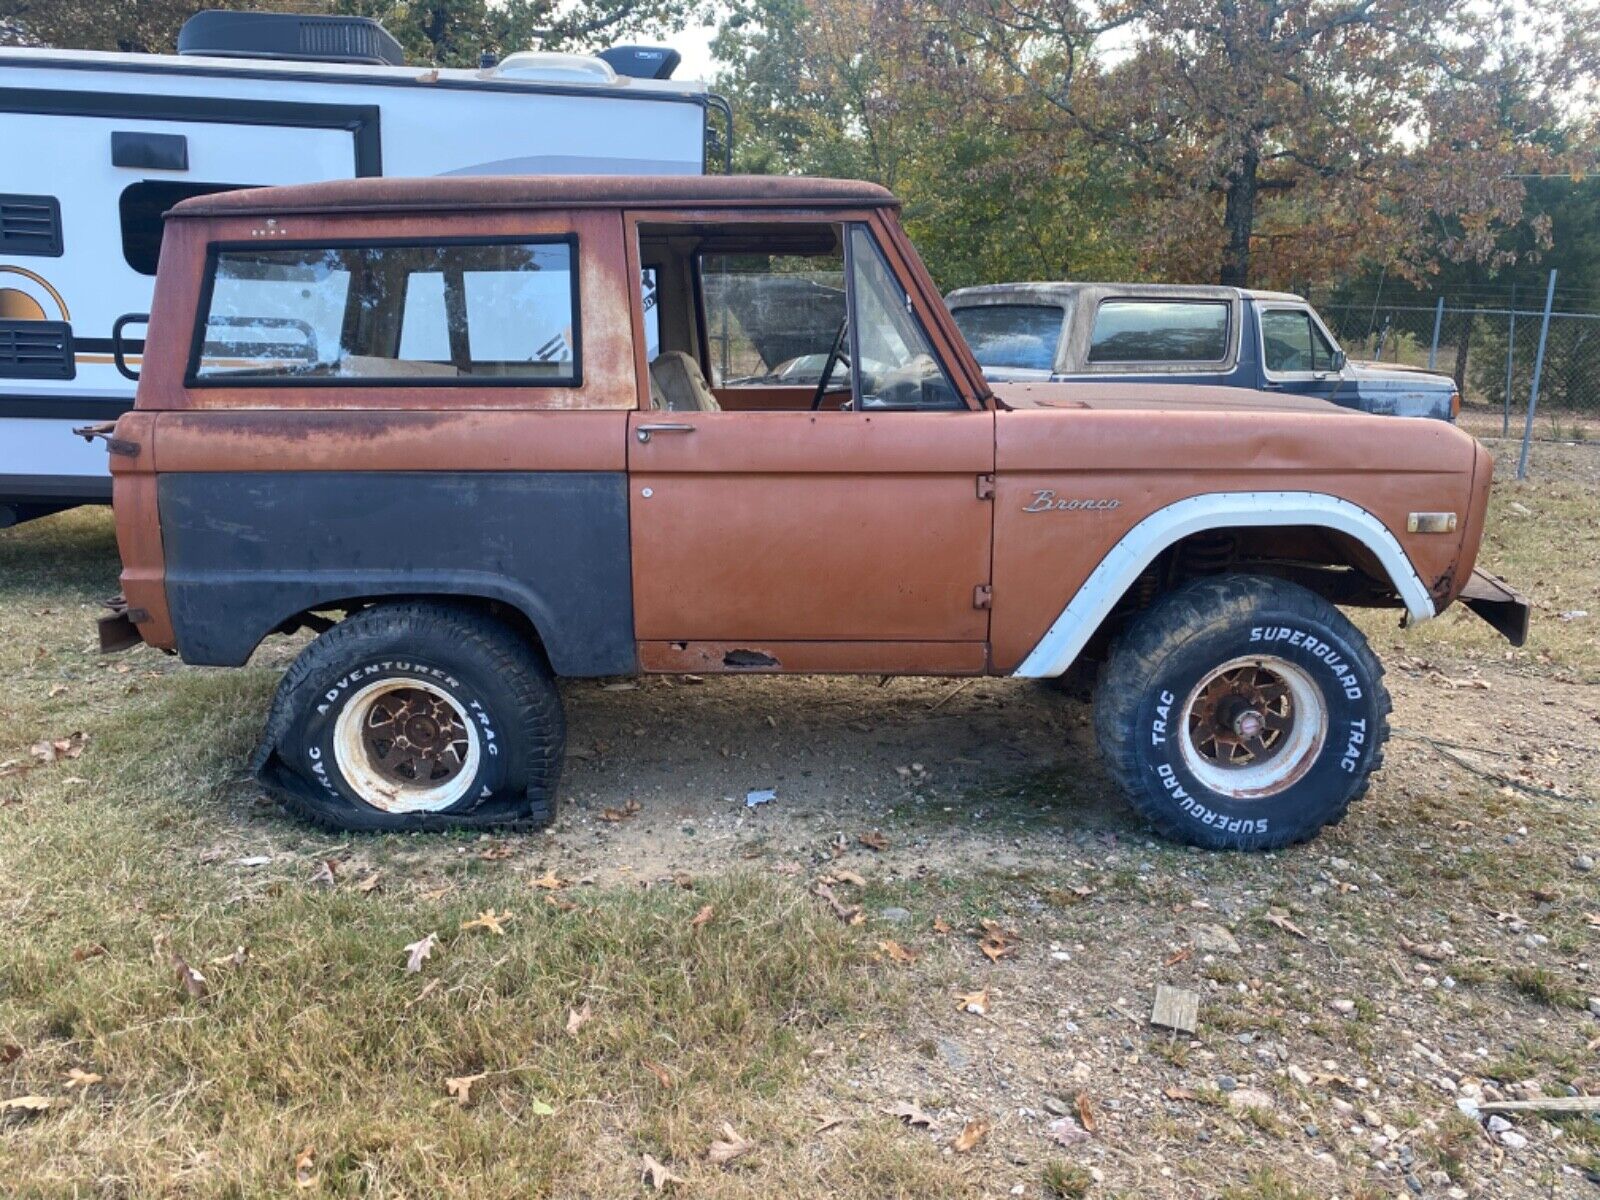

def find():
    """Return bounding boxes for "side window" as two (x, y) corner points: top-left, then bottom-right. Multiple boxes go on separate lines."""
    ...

(1088, 300), (1229, 364)
(640, 267), (661, 360)
(1261, 309), (1336, 374)
(846, 225), (959, 410)
(950, 303), (1063, 372)
(699, 250), (847, 388)
(191, 239), (578, 385)
(119, 181), (243, 275)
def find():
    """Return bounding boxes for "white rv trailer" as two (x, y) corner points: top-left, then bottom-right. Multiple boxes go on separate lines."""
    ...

(0, 11), (726, 525)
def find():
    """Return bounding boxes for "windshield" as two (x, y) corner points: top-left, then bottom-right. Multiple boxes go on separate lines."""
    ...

(950, 303), (1063, 371)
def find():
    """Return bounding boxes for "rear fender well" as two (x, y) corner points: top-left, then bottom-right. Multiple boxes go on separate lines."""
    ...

(1013, 491), (1434, 678)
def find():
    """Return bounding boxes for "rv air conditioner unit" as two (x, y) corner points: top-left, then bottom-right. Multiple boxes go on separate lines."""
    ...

(177, 11), (407, 67)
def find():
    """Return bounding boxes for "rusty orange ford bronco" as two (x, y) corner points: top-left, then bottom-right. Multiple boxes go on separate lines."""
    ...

(94, 175), (1529, 849)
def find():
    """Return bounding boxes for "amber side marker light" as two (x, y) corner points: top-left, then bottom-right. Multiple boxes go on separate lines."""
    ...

(1407, 512), (1459, 534)
(1450, 389), (1462, 420)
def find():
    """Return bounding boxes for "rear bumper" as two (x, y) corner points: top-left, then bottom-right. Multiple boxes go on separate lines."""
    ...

(1458, 569), (1531, 646)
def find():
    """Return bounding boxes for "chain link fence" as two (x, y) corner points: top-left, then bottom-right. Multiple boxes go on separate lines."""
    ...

(1308, 280), (1600, 444)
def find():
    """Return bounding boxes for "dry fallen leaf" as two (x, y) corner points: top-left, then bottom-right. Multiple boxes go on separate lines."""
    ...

(29, 731), (87, 765)
(1075, 1092), (1097, 1133)
(445, 1072), (487, 1107)
(955, 987), (990, 1015)
(952, 1117), (990, 1153)
(1163, 1086), (1196, 1101)
(878, 939), (918, 965)
(72, 944), (107, 963)
(887, 1100), (937, 1129)
(479, 843), (515, 860)
(0, 1095), (52, 1115)
(1398, 935), (1453, 962)
(566, 1001), (592, 1036)
(419, 885), (451, 902)
(294, 1145), (316, 1189)
(308, 860), (338, 890)
(173, 957), (208, 1000)
(355, 872), (383, 894)
(48, 683), (69, 698)
(977, 919), (1021, 963)
(65, 1068), (102, 1089)
(932, 917), (952, 936)
(1264, 909), (1310, 940)
(641, 1153), (684, 1190)
(208, 945), (248, 968)
(690, 904), (715, 929)
(545, 894), (578, 913)
(707, 1121), (755, 1166)
(600, 799), (642, 822)
(641, 1058), (673, 1089)
(531, 871), (564, 891)
(857, 830), (890, 852)
(460, 909), (512, 936)
(404, 932), (439, 973)
(832, 869), (867, 887)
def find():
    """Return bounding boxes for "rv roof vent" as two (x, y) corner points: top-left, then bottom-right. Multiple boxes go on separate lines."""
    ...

(598, 45), (681, 80)
(177, 11), (407, 67)
(490, 50), (617, 86)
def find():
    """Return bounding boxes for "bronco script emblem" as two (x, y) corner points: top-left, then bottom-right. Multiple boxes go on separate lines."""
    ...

(1023, 490), (1120, 513)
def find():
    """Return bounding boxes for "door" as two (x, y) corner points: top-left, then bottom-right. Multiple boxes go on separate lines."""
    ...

(1257, 304), (1343, 402)
(628, 220), (995, 674)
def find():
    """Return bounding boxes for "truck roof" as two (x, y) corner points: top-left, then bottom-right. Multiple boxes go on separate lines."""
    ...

(167, 174), (900, 218)
(946, 282), (1307, 305)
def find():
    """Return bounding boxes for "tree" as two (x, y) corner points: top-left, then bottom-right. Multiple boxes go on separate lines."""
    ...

(713, 0), (1139, 289)
(931, 0), (1598, 287)
(0, 0), (701, 64)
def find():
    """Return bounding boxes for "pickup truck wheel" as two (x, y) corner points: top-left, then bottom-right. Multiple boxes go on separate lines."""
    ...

(1093, 575), (1389, 851)
(254, 603), (564, 832)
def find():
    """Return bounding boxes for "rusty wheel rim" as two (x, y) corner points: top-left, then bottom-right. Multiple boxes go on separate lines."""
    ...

(333, 679), (480, 813)
(1178, 656), (1327, 800)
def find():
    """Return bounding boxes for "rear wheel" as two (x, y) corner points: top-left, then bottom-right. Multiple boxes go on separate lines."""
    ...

(1093, 575), (1389, 850)
(254, 602), (565, 832)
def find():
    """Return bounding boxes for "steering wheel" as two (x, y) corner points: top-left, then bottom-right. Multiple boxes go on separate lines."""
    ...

(810, 317), (851, 411)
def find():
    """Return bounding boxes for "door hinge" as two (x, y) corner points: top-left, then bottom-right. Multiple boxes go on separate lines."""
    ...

(973, 583), (993, 610)
(976, 473), (995, 500)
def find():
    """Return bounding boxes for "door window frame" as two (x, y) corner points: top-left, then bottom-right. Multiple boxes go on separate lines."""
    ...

(1257, 303), (1344, 383)
(623, 207), (987, 412)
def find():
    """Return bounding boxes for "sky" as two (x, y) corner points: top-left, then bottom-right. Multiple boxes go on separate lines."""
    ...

(668, 16), (721, 83)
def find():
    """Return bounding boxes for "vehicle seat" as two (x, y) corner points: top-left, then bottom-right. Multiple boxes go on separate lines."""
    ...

(649, 351), (721, 412)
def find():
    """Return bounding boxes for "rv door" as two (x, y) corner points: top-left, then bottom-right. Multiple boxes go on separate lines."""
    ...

(0, 108), (358, 523)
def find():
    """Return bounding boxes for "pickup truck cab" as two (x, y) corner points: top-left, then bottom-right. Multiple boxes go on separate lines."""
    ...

(97, 175), (1526, 849)
(946, 282), (1460, 422)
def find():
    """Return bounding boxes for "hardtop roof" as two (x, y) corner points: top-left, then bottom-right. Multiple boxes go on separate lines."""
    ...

(945, 281), (1306, 305)
(168, 174), (899, 219)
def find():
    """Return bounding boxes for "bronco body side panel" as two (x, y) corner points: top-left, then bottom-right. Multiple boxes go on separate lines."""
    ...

(158, 466), (635, 672)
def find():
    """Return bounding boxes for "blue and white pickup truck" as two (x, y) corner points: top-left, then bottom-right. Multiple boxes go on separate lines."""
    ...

(945, 282), (1459, 421)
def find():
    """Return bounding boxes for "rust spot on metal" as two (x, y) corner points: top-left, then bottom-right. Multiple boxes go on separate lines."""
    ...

(723, 649), (779, 669)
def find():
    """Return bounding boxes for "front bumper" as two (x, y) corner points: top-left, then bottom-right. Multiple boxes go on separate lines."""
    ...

(1458, 569), (1531, 646)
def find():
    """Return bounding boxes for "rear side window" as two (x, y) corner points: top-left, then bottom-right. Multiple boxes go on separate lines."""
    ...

(190, 238), (579, 385)
(950, 303), (1063, 371)
(1088, 300), (1229, 364)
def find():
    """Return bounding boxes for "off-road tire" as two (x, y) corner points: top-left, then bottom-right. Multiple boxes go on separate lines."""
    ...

(251, 602), (565, 833)
(1093, 575), (1390, 850)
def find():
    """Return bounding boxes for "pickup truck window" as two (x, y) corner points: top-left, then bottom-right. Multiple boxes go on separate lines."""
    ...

(1088, 299), (1229, 364)
(847, 225), (959, 410)
(1260, 308), (1336, 374)
(948, 304), (1061, 371)
(190, 238), (578, 385)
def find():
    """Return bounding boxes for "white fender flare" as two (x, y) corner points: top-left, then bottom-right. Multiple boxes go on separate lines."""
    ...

(1012, 491), (1436, 678)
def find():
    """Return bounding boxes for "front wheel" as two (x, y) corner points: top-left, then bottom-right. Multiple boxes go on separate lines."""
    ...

(1093, 575), (1390, 850)
(253, 602), (565, 832)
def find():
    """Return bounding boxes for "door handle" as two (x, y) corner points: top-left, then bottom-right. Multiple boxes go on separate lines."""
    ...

(636, 423), (696, 443)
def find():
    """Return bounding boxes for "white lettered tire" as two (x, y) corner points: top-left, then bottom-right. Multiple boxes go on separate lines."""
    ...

(1094, 575), (1390, 850)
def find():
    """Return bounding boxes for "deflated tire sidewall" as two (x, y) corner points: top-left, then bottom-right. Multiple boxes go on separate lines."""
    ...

(1135, 616), (1382, 848)
(296, 655), (518, 818)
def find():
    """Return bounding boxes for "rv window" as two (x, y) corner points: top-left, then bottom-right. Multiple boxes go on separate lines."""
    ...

(120, 182), (245, 276)
(190, 239), (579, 386)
